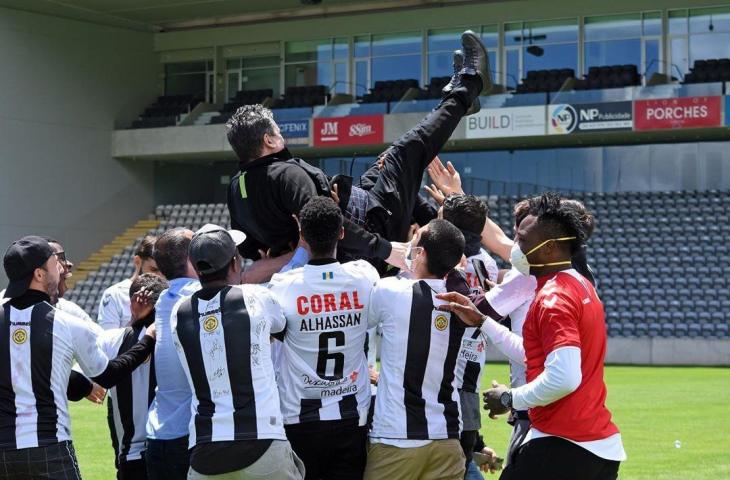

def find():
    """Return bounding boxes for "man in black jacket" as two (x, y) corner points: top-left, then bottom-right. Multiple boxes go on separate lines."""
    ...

(228, 31), (490, 274)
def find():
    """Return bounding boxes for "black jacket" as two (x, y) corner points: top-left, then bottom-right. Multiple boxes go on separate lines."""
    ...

(228, 150), (391, 261)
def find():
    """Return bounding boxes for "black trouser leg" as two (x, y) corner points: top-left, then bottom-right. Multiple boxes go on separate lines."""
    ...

(0, 441), (82, 480)
(118, 458), (147, 480)
(286, 420), (367, 480)
(145, 437), (190, 480)
(499, 437), (620, 480)
(460, 430), (478, 468)
(364, 75), (482, 243)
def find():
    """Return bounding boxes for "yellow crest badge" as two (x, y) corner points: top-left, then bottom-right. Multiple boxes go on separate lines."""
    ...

(203, 316), (219, 333)
(12, 329), (28, 345)
(434, 314), (449, 331)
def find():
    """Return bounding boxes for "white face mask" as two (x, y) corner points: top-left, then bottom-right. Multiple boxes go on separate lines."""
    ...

(510, 236), (577, 276)
(404, 243), (422, 272)
(510, 243), (531, 276)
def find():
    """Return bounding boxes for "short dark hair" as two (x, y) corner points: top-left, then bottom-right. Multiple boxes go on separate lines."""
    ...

(442, 194), (488, 235)
(418, 219), (465, 278)
(299, 196), (343, 257)
(153, 229), (191, 280)
(226, 104), (276, 164)
(135, 235), (156, 260)
(129, 273), (168, 302)
(527, 193), (587, 254)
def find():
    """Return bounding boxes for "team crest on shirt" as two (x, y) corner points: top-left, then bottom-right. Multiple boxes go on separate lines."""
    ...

(203, 316), (219, 333)
(434, 314), (449, 331)
(12, 329), (27, 345)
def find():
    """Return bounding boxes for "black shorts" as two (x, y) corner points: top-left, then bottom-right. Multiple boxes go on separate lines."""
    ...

(500, 436), (620, 480)
(285, 418), (367, 480)
(0, 441), (81, 480)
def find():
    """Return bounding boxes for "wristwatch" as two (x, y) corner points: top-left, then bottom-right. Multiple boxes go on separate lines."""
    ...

(499, 390), (513, 409)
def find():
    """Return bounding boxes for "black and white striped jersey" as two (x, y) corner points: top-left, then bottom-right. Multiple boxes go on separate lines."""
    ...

(368, 277), (465, 441)
(98, 326), (155, 463)
(0, 299), (109, 450)
(268, 260), (379, 426)
(171, 284), (287, 448)
(455, 250), (498, 394)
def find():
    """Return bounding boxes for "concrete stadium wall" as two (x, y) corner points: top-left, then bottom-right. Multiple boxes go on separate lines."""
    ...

(485, 338), (730, 366)
(0, 8), (158, 284)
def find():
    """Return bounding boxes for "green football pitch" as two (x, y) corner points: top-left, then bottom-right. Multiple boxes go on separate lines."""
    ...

(69, 365), (730, 479)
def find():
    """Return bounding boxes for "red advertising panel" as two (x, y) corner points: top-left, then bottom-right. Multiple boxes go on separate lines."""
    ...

(634, 96), (722, 130)
(313, 115), (384, 147)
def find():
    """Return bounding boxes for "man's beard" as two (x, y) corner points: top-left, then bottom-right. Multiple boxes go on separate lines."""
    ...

(57, 277), (68, 300)
(47, 278), (60, 305)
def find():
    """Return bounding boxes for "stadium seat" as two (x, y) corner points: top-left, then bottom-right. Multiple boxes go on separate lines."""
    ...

(130, 94), (201, 129)
(361, 79), (420, 104)
(515, 68), (575, 94)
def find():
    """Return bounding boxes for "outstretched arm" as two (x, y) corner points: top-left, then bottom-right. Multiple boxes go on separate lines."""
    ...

(481, 218), (513, 262)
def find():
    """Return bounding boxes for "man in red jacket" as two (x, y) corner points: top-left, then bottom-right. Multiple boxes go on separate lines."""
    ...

(438, 193), (625, 480)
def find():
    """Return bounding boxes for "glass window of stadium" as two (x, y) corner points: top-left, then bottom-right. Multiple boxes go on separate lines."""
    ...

(504, 19), (577, 90)
(355, 31), (422, 94)
(165, 60), (214, 102)
(225, 56), (281, 101)
(284, 38), (348, 94)
(669, 7), (730, 77)
(584, 14), (641, 74)
(583, 12), (661, 82)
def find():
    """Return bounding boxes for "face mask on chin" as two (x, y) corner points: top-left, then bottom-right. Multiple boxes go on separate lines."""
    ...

(510, 236), (577, 276)
(404, 243), (423, 272)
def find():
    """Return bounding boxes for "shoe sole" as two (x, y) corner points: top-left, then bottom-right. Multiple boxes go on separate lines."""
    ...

(461, 30), (492, 94)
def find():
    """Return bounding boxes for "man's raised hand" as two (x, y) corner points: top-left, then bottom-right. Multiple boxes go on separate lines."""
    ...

(427, 156), (464, 199)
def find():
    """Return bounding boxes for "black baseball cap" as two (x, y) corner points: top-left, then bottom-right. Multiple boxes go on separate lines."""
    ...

(189, 224), (246, 275)
(3, 236), (55, 298)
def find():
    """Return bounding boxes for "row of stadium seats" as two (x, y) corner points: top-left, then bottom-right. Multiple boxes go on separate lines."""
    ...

(209, 89), (274, 124)
(682, 58), (730, 84)
(515, 69), (575, 94)
(273, 85), (329, 109)
(130, 94), (201, 129)
(65, 190), (729, 339)
(574, 65), (641, 90)
(361, 79), (419, 104)
(512, 64), (639, 94)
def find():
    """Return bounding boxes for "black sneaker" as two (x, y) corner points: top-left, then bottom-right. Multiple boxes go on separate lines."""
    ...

(441, 49), (464, 96)
(460, 30), (492, 94)
(441, 50), (480, 115)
